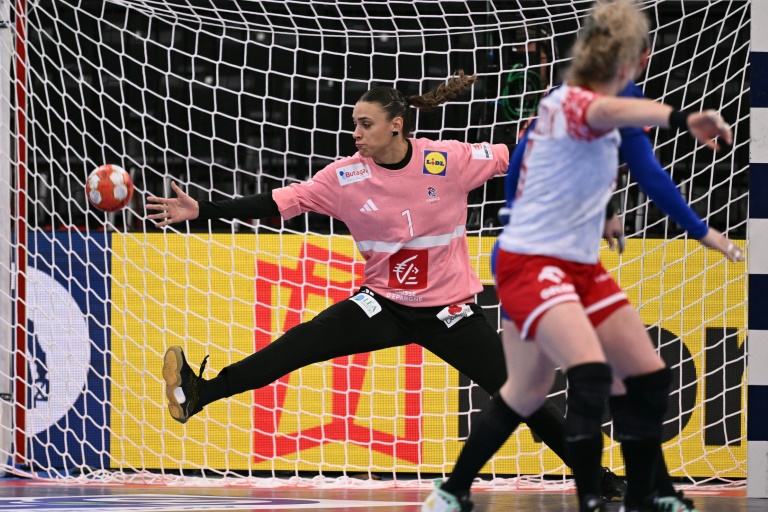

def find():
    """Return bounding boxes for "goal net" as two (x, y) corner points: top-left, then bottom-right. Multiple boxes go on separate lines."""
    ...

(0, 0), (749, 488)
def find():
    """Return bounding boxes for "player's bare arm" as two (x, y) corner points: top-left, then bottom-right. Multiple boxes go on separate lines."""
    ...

(587, 97), (732, 150)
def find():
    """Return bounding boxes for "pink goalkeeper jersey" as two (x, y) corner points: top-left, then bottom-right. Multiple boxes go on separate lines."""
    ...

(272, 137), (509, 307)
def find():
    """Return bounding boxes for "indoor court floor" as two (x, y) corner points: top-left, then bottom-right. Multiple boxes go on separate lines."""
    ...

(0, 481), (765, 512)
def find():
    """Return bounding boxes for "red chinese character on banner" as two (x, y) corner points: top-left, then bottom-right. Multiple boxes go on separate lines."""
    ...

(253, 242), (424, 464)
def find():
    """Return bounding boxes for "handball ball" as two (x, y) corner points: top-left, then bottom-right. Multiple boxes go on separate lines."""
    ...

(86, 164), (134, 212)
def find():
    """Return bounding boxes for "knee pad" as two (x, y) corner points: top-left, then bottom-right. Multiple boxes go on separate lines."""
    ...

(565, 363), (612, 439)
(613, 367), (672, 440)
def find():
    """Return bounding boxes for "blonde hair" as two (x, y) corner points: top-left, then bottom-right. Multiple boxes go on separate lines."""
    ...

(568, 0), (650, 86)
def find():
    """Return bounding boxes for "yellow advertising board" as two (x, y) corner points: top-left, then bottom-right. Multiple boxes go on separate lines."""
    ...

(110, 234), (746, 478)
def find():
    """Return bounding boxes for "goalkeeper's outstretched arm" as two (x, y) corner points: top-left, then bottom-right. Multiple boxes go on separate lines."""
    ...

(146, 181), (279, 227)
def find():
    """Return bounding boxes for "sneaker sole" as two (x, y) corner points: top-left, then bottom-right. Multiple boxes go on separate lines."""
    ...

(163, 346), (187, 423)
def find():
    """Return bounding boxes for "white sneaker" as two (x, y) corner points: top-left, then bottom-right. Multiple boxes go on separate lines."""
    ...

(421, 480), (474, 512)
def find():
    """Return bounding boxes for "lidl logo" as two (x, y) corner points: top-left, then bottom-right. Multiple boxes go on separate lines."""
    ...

(423, 150), (448, 176)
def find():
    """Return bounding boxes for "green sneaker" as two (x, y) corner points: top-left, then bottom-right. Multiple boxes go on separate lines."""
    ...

(421, 480), (473, 512)
(655, 491), (698, 512)
(619, 490), (697, 512)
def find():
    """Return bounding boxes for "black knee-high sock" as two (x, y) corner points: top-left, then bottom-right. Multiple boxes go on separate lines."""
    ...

(621, 438), (662, 506)
(610, 369), (672, 507)
(564, 363), (612, 502)
(610, 395), (675, 498)
(441, 393), (523, 497)
(200, 371), (227, 407)
(653, 445), (676, 497)
(566, 436), (605, 501)
(526, 400), (568, 464)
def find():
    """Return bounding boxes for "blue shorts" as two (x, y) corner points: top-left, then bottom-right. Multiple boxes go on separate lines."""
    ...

(490, 239), (511, 321)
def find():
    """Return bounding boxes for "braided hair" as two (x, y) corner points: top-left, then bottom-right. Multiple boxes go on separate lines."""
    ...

(357, 70), (477, 138)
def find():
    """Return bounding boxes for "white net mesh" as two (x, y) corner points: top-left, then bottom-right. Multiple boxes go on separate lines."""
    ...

(0, 0), (749, 488)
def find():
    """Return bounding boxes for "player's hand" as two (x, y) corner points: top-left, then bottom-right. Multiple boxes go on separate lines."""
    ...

(603, 213), (625, 254)
(688, 110), (732, 151)
(700, 227), (744, 262)
(146, 181), (200, 227)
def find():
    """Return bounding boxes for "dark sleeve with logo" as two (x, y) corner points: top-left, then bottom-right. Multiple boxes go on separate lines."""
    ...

(197, 193), (280, 221)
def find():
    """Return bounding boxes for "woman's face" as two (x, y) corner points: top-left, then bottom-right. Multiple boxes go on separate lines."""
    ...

(351, 101), (402, 159)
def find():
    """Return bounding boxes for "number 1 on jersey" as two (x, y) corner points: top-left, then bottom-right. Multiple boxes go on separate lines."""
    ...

(402, 209), (414, 236)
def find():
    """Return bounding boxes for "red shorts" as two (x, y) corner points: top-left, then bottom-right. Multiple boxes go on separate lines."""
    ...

(496, 251), (630, 340)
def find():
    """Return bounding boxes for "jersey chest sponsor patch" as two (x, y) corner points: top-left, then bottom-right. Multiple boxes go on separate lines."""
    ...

(350, 292), (382, 317)
(423, 150), (448, 176)
(388, 249), (428, 289)
(470, 142), (493, 160)
(437, 304), (474, 328)
(337, 162), (372, 186)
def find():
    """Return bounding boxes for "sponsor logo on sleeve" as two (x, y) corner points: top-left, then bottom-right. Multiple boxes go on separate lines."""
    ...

(471, 143), (493, 160)
(337, 162), (372, 186)
(437, 304), (474, 328)
(423, 151), (448, 176)
(350, 292), (382, 317)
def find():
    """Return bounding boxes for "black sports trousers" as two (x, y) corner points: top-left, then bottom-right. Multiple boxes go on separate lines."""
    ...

(207, 286), (508, 399)
(201, 285), (568, 462)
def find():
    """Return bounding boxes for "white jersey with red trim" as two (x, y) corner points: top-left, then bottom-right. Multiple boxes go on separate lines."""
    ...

(498, 84), (621, 264)
(272, 137), (509, 307)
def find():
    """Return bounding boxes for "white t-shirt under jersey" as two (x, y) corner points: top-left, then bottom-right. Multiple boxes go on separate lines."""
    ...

(272, 138), (509, 307)
(498, 84), (621, 264)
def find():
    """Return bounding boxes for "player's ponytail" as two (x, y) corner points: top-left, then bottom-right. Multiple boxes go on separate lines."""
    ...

(357, 70), (477, 138)
(408, 70), (477, 111)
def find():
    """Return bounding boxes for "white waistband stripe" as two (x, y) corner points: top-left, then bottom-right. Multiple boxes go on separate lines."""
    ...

(356, 225), (466, 253)
(583, 292), (628, 315)
(521, 293), (580, 340)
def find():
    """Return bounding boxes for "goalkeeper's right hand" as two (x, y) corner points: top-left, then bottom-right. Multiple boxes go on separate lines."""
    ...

(146, 181), (200, 227)
(700, 227), (744, 262)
